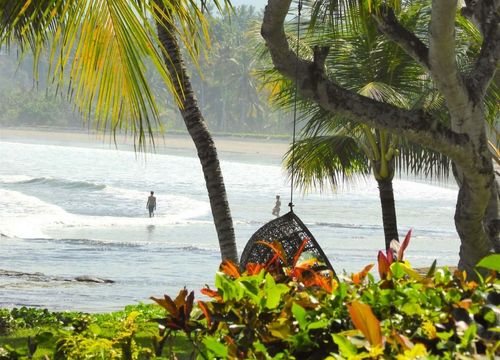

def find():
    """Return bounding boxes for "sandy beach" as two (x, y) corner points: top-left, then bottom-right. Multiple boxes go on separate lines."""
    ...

(0, 127), (290, 158)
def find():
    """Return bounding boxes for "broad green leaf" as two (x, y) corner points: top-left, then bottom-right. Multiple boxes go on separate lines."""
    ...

(401, 302), (422, 316)
(332, 334), (357, 357)
(483, 309), (496, 324)
(461, 323), (477, 348)
(398, 263), (423, 281)
(88, 323), (102, 336)
(307, 319), (329, 330)
(265, 284), (289, 309)
(203, 337), (228, 358)
(292, 302), (308, 330)
(390, 262), (406, 279)
(34, 331), (54, 343)
(239, 279), (260, 300)
(264, 273), (276, 289)
(476, 254), (500, 272)
(264, 273), (289, 309)
(215, 272), (244, 301)
(268, 317), (292, 339)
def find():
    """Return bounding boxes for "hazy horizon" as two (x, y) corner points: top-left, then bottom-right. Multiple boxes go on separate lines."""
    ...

(231, 0), (267, 9)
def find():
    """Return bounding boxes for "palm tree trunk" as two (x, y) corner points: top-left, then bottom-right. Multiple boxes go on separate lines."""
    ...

(377, 179), (399, 250)
(154, 4), (238, 263)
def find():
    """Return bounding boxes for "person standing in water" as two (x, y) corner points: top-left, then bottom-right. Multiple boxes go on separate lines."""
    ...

(147, 191), (157, 218)
(272, 195), (281, 217)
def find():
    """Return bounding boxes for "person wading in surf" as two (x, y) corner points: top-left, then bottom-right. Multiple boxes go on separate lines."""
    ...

(146, 191), (156, 218)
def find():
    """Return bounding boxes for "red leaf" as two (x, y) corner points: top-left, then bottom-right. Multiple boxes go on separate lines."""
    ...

(219, 260), (241, 278)
(398, 229), (412, 261)
(184, 291), (194, 321)
(292, 237), (310, 268)
(150, 295), (179, 318)
(377, 251), (390, 279)
(198, 300), (211, 327)
(348, 300), (382, 346)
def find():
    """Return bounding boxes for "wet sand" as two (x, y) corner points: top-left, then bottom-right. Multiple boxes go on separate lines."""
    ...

(0, 127), (290, 158)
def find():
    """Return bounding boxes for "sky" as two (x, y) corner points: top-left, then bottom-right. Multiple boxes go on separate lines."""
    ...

(230, 0), (267, 9)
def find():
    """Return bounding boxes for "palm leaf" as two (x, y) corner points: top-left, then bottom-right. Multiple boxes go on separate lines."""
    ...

(0, 0), (226, 150)
(285, 135), (370, 191)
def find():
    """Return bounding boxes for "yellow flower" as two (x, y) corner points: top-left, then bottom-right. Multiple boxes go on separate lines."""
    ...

(422, 320), (437, 339)
(396, 343), (428, 360)
(368, 345), (384, 358)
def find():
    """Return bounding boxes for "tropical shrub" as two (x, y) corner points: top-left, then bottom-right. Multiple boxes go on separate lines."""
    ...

(152, 232), (499, 359)
(0, 233), (498, 359)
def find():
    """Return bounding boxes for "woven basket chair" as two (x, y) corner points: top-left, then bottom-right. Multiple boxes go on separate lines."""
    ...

(240, 211), (336, 277)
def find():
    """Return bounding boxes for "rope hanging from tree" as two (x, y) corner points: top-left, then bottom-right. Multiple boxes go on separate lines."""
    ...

(239, 1), (336, 277)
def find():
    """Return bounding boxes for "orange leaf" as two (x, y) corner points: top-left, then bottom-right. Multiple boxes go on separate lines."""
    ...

(308, 272), (334, 293)
(398, 229), (412, 261)
(197, 300), (211, 327)
(292, 237), (310, 268)
(348, 300), (382, 346)
(219, 260), (241, 278)
(246, 262), (265, 275)
(351, 264), (374, 285)
(200, 287), (221, 301)
(391, 330), (413, 350)
(295, 258), (320, 269)
(457, 299), (472, 309)
(256, 240), (287, 264)
(174, 288), (188, 308)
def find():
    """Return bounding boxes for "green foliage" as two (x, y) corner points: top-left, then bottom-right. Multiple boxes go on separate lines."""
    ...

(155, 244), (499, 359)
(0, 250), (498, 359)
(0, 4), (289, 137)
(0, 310), (14, 336)
(477, 254), (500, 272)
(0, 304), (189, 359)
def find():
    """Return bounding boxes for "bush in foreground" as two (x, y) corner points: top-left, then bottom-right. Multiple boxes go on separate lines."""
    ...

(152, 232), (499, 359)
(1, 231), (499, 359)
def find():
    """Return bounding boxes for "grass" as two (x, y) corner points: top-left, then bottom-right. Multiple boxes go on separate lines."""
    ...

(0, 304), (194, 359)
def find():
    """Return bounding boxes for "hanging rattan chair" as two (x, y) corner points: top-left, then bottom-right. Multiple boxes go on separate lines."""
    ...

(239, 1), (336, 280)
(240, 211), (336, 276)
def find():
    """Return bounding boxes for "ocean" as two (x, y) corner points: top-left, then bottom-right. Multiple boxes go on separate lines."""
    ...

(0, 136), (459, 312)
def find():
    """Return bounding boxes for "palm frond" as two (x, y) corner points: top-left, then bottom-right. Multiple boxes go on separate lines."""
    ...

(0, 0), (222, 150)
(284, 135), (370, 192)
(396, 140), (451, 180)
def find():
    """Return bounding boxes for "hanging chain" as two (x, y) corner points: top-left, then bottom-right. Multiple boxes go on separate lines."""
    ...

(289, 0), (302, 212)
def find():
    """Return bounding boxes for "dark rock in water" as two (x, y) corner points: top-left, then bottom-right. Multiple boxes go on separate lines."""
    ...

(0, 268), (114, 284)
(73, 276), (114, 284)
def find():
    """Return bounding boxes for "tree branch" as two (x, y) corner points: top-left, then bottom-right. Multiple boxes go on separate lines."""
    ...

(262, 0), (471, 165)
(373, 6), (430, 71)
(463, 0), (500, 102)
(429, 0), (470, 123)
(461, 0), (500, 37)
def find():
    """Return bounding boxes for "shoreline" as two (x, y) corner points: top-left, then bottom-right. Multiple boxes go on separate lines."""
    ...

(0, 127), (290, 158)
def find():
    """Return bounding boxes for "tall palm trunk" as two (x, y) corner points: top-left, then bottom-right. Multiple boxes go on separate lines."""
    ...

(154, 3), (238, 263)
(377, 178), (399, 250)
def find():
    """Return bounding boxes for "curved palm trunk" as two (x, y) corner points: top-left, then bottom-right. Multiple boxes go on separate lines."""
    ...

(154, 5), (238, 263)
(377, 179), (399, 250)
